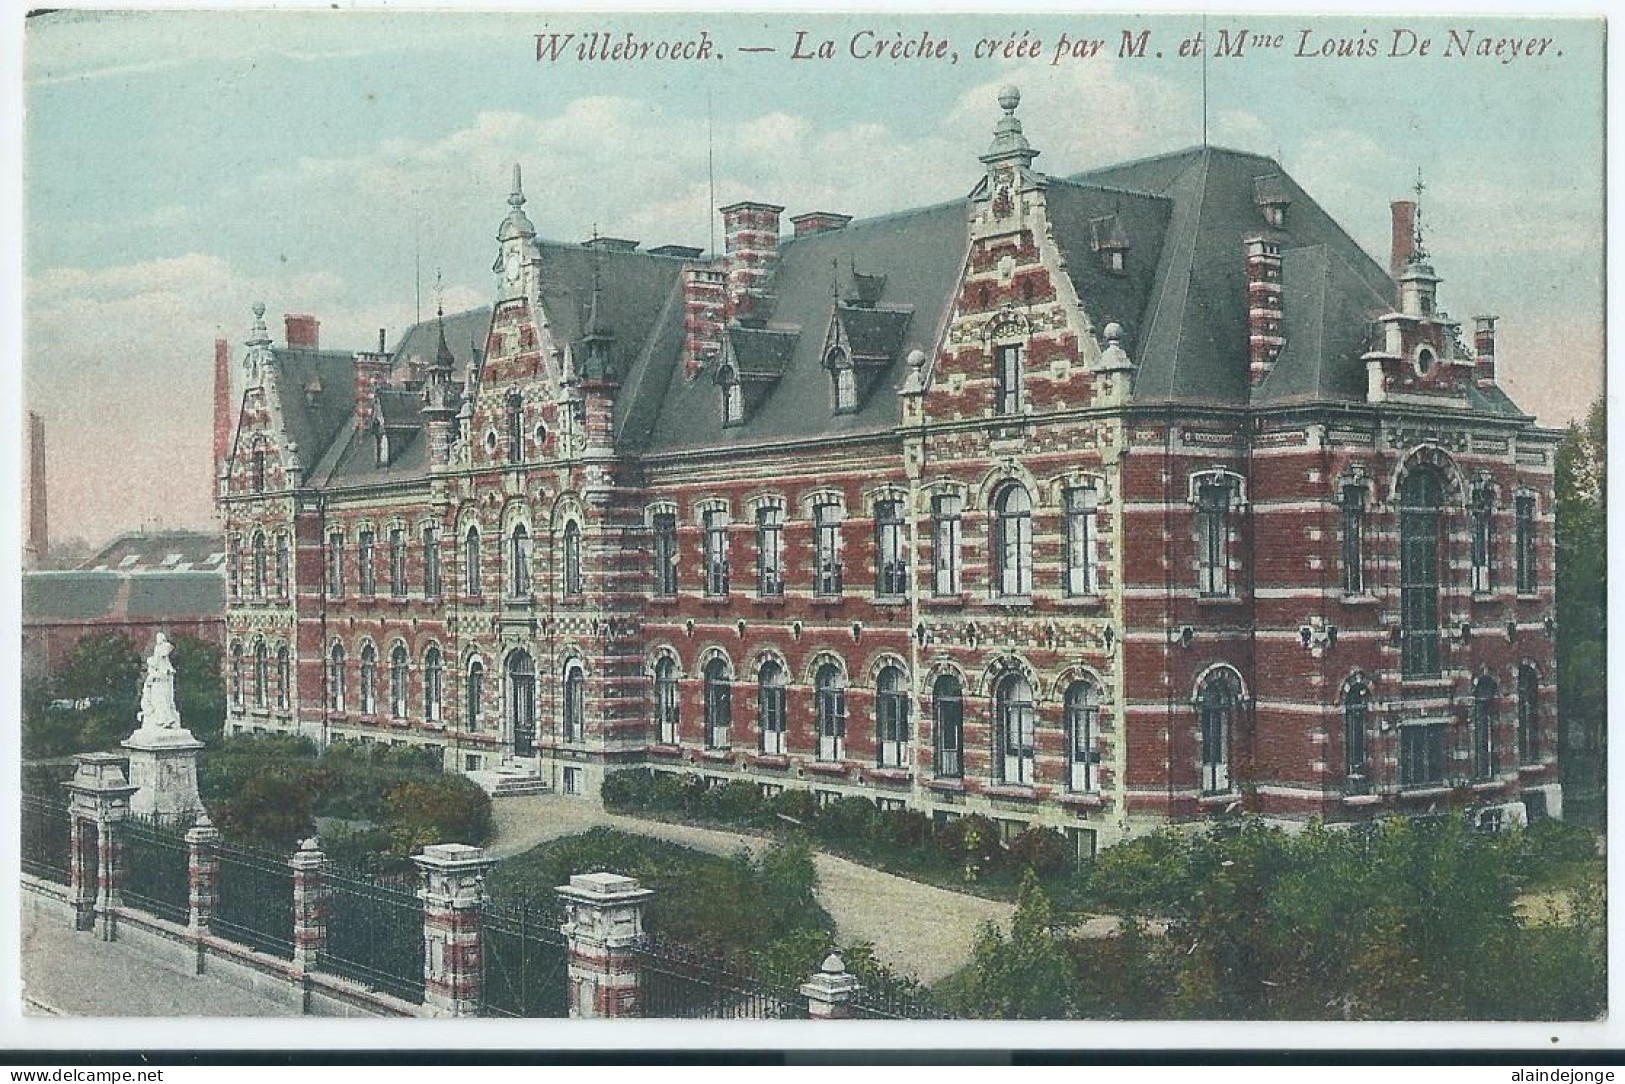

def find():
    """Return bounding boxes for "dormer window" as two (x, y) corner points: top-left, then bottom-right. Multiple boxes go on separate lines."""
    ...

(1262, 203), (1287, 229)
(828, 350), (856, 413)
(1107, 250), (1125, 273)
(719, 365), (744, 426)
(372, 419), (389, 467)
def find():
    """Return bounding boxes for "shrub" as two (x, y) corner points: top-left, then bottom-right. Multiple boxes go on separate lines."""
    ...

(650, 771), (706, 815)
(699, 779), (766, 824)
(381, 774), (493, 855)
(935, 813), (1002, 878)
(1007, 826), (1072, 878)
(877, 807), (933, 851)
(602, 767), (657, 811)
(815, 795), (878, 843)
(765, 787), (820, 827)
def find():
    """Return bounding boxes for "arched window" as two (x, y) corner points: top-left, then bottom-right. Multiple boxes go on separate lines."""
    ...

(994, 672), (1035, 785)
(875, 666), (910, 768)
(328, 643), (346, 713)
(1472, 677), (1497, 780)
(507, 391), (524, 464)
(509, 524), (531, 597)
(1065, 680), (1101, 792)
(390, 644), (409, 718)
(229, 641), (244, 707)
(276, 645), (291, 711)
(1399, 465), (1445, 677)
(507, 651), (536, 756)
(359, 644), (377, 716)
(1518, 665), (1540, 765)
(253, 641), (269, 708)
(704, 658), (731, 750)
(992, 483), (1033, 597)
(1469, 485), (1495, 593)
(563, 521), (583, 596)
(424, 647), (443, 723)
(654, 657), (679, 745)
(251, 447), (267, 493)
(1344, 683), (1371, 790)
(464, 526), (483, 596)
(758, 660), (786, 755)
(275, 532), (291, 598)
(563, 664), (585, 743)
(252, 532), (268, 599)
(1196, 669), (1241, 794)
(720, 365), (744, 426)
(994, 343), (1023, 415)
(465, 658), (485, 732)
(1515, 495), (1538, 593)
(932, 674), (963, 778)
(815, 664), (846, 762)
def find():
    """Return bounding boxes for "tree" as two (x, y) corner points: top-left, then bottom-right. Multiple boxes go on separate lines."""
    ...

(952, 870), (1076, 1019)
(1555, 396), (1607, 815)
(169, 634), (226, 745)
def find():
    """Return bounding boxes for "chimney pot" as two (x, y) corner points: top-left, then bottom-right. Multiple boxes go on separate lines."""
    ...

(284, 313), (321, 350)
(1389, 200), (1417, 280)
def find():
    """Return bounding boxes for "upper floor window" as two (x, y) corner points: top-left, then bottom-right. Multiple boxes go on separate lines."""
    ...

(227, 535), (241, 599)
(326, 532), (344, 596)
(563, 522), (583, 597)
(652, 512), (678, 597)
(756, 506), (784, 597)
(275, 532), (291, 599)
(814, 502), (843, 597)
(563, 665), (585, 743)
(654, 657), (679, 745)
(829, 350), (857, 414)
(389, 527), (407, 598)
(932, 674), (963, 778)
(1399, 466), (1445, 677)
(424, 647), (443, 724)
(1340, 485), (1366, 595)
(464, 526), (483, 597)
(994, 343), (1023, 415)
(422, 527), (441, 597)
(275, 645), (291, 711)
(358, 529), (376, 596)
(359, 644), (377, 715)
(1064, 485), (1098, 596)
(758, 660), (787, 756)
(229, 642), (244, 707)
(994, 672), (1035, 785)
(931, 494), (962, 596)
(1515, 495), (1538, 593)
(1066, 680), (1101, 792)
(506, 392), (524, 464)
(1399, 722), (1445, 788)
(875, 665), (909, 768)
(327, 644), (346, 713)
(253, 641), (269, 708)
(251, 532), (268, 599)
(815, 663), (846, 762)
(1195, 478), (1235, 597)
(992, 482), (1033, 598)
(251, 448), (267, 493)
(719, 365), (744, 426)
(509, 524), (531, 598)
(1197, 668), (1241, 794)
(703, 510), (730, 597)
(1344, 683), (1371, 788)
(1518, 665), (1540, 765)
(389, 644), (409, 719)
(874, 499), (907, 598)
(1470, 486), (1494, 594)
(1471, 677), (1498, 780)
(703, 658), (731, 749)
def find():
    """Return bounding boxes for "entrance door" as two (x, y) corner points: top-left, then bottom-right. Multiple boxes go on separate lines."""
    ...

(508, 651), (537, 756)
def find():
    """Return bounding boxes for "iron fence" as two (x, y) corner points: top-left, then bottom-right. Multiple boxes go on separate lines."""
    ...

(628, 934), (808, 1019)
(480, 899), (569, 1018)
(213, 842), (295, 959)
(321, 861), (425, 1004)
(21, 792), (70, 885)
(118, 817), (191, 924)
(849, 979), (954, 1020)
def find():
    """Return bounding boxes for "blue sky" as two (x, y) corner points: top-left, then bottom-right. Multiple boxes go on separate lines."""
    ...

(22, 11), (1604, 546)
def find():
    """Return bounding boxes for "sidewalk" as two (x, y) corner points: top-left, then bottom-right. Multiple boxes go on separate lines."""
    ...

(20, 902), (297, 1017)
(490, 795), (1013, 984)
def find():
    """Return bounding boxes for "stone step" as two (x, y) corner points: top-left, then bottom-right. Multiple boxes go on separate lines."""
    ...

(466, 768), (553, 799)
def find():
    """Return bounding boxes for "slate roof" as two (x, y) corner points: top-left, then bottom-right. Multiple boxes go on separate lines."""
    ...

(82, 530), (224, 572)
(23, 573), (123, 619)
(23, 569), (224, 623)
(269, 347), (358, 482)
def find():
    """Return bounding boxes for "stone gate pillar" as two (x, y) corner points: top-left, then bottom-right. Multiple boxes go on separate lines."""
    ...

(289, 837), (327, 1002)
(557, 872), (652, 1019)
(800, 953), (863, 1020)
(415, 843), (492, 1018)
(64, 752), (137, 940)
(185, 814), (221, 971)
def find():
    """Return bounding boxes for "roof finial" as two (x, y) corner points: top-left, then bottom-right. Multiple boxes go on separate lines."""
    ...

(982, 84), (1037, 168)
(434, 268), (444, 321)
(510, 163), (525, 209)
(1411, 166), (1429, 262)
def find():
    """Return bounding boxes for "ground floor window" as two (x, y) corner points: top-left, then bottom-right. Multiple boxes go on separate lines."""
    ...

(994, 673), (1035, 785)
(816, 664), (846, 762)
(562, 767), (584, 796)
(1399, 722), (1445, 787)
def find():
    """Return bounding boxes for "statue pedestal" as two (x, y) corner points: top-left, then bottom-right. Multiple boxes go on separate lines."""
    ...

(122, 727), (205, 821)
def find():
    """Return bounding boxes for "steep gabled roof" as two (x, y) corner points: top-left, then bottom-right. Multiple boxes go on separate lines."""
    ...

(268, 346), (357, 483)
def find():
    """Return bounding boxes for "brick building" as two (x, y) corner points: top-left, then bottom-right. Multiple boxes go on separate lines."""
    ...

(219, 88), (1562, 850)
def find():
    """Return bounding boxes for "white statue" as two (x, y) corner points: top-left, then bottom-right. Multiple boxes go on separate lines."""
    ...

(138, 632), (181, 731)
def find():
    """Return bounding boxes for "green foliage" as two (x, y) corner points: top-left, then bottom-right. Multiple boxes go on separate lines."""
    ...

(949, 872), (1076, 1019)
(699, 779), (767, 824)
(1006, 826), (1072, 878)
(167, 635), (226, 745)
(1556, 396), (1606, 812)
(380, 774), (493, 855)
(600, 766), (656, 810)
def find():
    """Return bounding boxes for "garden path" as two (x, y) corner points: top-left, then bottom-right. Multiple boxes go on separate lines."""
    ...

(489, 795), (1014, 983)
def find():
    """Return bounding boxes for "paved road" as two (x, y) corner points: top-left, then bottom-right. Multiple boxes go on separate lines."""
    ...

(20, 902), (297, 1017)
(490, 795), (1013, 984)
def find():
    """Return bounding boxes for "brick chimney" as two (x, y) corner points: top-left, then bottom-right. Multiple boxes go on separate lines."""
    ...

(683, 266), (727, 379)
(284, 313), (321, 350)
(25, 412), (47, 568)
(1245, 237), (1285, 387)
(1389, 200), (1417, 279)
(719, 201), (783, 314)
(213, 337), (233, 496)
(789, 211), (852, 238)
(1473, 315), (1498, 386)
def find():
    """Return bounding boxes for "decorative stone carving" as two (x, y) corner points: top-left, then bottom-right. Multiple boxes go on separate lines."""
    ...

(122, 632), (205, 820)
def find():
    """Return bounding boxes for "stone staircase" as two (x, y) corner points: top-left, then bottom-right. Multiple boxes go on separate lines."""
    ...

(467, 760), (552, 799)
